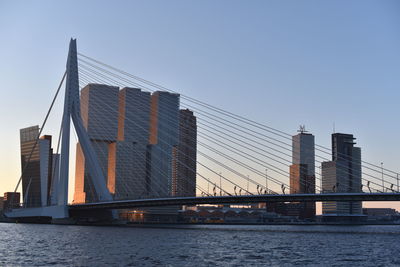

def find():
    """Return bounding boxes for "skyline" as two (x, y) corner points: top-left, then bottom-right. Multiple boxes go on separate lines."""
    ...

(0, 1), (399, 212)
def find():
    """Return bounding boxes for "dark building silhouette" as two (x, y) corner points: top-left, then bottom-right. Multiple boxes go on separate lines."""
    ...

(3, 192), (21, 209)
(20, 126), (53, 207)
(322, 133), (362, 219)
(172, 109), (197, 197)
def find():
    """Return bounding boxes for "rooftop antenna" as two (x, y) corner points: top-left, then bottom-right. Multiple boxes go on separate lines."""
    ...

(333, 122), (335, 133)
(298, 125), (307, 134)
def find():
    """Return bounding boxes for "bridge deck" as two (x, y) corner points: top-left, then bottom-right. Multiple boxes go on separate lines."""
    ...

(69, 193), (400, 210)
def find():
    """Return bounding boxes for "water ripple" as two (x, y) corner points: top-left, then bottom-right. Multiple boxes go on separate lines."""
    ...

(1, 223), (400, 266)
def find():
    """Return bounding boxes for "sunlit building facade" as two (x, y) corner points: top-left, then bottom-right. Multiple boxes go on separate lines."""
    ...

(73, 85), (182, 202)
(289, 129), (316, 219)
(108, 87), (151, 200)
(74, 84), (119, 203)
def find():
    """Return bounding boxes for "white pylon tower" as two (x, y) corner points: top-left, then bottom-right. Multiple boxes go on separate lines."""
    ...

(5, 39), (114, 219)
(58, 38), (113, 208)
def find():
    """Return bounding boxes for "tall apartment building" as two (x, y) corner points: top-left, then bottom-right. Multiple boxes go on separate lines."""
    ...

(322, 133), (362, 218)
(289, 128), (316, 219)
(20, 126), (53, 207)
(147, 91), (180, 197)
(74, 84), (119, 203)
(172, 109), (197, 197)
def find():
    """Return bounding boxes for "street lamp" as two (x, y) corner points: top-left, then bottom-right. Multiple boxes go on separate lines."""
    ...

(381, 162), (384, 192)
(247, 175), (250, 194)
(219, 172), (222, 196)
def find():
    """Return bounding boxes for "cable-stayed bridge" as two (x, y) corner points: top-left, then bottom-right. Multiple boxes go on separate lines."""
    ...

(5, 39), (400, 222)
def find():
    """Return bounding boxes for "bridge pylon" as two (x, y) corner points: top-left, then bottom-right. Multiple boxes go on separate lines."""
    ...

(6, 39), (113, 220)
(58, 39), (113, 209)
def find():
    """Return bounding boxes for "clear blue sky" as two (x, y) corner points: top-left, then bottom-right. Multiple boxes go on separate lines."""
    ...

(0, 0), (399, 209)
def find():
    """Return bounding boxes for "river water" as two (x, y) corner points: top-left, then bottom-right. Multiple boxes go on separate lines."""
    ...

(1, 223), (399, 266)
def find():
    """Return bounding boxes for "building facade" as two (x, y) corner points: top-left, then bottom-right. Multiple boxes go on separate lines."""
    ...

(172, 109), (197, 197)
(289, 129), (316, 219)
(147, 91), (180, 197)
(73, 84), (181, 203)
(291, 130), (315, 177)
(20, 126), (53, 207)
(3, 192), (20, 210)
(108, 86), (151, 200)
(322, 133), (362, 217)
(74, 84), (119, 203)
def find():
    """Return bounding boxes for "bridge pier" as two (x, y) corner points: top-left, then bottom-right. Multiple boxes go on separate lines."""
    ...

(4, 205), (69, 223)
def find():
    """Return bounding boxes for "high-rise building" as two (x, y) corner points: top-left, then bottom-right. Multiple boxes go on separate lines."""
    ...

(20, 126), (53, 207)
(73, 85), (181, 202)
(81, 84), (120, 141)
(147, 91), (180, 197)
(117, 87), (151, 143)
(74, 84), (119, 203)
(292, 129), (315, 177)
(172, 109), (197, 197)
(108, 87), (151, 200)
(289, 128), (315, 219)
(322, 133), (362, 218)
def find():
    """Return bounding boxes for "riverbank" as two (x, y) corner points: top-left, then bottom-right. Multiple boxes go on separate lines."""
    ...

(1, 217), (400, 226)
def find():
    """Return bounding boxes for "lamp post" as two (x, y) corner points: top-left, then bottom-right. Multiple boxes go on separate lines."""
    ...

(381, 162), (384, 192)
(219, 172), (222, 196)
(247, 175), (250, 194)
